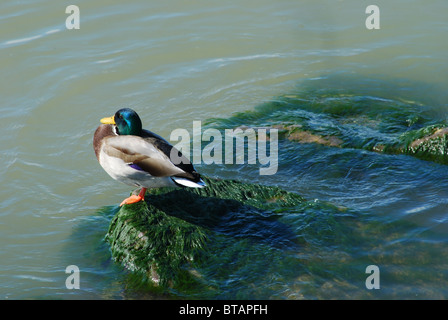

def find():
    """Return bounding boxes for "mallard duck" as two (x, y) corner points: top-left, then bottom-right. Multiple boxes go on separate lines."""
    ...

(93, 108), (206, 206)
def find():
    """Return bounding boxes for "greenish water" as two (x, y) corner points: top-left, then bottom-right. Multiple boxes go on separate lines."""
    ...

(1, 0), (448, 299)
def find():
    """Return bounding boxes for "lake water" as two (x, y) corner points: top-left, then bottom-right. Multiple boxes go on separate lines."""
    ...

(1, 0), (447, 299)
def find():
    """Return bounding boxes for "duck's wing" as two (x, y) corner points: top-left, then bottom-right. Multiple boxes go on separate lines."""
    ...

(141, 129), (198, 177)
(102, 135), (191, 178)
(140, 130), (205, 187)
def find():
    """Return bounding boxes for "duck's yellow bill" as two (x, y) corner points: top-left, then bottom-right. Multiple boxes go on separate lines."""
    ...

(100, 116), (115, 124)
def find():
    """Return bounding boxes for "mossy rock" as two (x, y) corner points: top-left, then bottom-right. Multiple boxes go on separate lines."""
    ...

(205, 93), (448, 165)
(398, 126), (448, 163)
(105, 176), (305, 289)
(273, 122), (448, 164)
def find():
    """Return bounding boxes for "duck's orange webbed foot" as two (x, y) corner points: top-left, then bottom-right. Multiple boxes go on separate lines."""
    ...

(119, 188), (147, 207)
(119, 195), (143, 206)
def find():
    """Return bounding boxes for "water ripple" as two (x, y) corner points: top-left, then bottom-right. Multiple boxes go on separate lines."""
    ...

(2, 28), (61, 48)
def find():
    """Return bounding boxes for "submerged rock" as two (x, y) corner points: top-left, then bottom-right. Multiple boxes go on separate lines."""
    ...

(105, 176), (305, 289)
(205, 92), (448, 165)
(268, 124), (343, 147)
(287, 130), (343, 147)
(398, 126), (448, 163)
(268, 122), (448, 164)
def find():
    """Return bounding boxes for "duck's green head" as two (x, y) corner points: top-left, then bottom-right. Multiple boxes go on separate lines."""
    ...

(101, 108), (142, 136)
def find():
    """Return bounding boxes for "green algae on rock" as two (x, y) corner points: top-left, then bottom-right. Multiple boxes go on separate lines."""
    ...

(397, 126), (448, 163)
(205, 92), (448, 165)
(105, 200), (208, 288)
(104, 176), (306, 289)
(104, 175), (437, 299)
